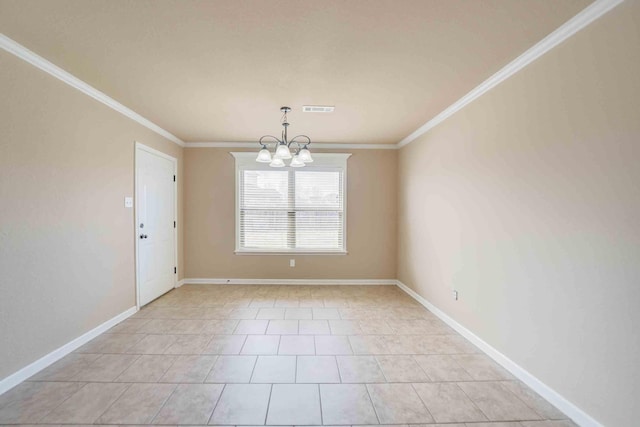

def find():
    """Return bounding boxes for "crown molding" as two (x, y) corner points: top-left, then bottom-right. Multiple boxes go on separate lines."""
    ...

(2, 0), (621, 151)
(397, 0), (624, 148)
(185, 142), (398, 149)
(0, 33), (185, 147)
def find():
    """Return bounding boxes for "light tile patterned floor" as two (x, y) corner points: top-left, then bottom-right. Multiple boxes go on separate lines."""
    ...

(0, 285), (576, 426)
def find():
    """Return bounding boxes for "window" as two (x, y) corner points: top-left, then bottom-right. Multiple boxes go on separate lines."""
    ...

(233, 152), (350, 253)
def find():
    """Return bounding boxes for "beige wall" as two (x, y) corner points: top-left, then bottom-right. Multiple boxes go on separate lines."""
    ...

(2, 2), (638, 423)
(397, 2), (640, 426)
(0, 50), (184, 379)
(184, 148), (397, 280)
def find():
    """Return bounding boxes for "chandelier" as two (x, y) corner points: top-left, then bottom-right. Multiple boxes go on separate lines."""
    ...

(255, 106), (313, 167)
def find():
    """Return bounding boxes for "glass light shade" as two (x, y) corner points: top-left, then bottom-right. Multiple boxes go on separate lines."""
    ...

(256, 148), (272, 163)
(269, 157), (286, 167)
(274, 143), (292, 159)
(290, 155), (305, 168)
(298, 148), (313, 163)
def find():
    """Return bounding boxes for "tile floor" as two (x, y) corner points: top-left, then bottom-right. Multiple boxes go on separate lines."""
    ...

(0, 285), (576, 427)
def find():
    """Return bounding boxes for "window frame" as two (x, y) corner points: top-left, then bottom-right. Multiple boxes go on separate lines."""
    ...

(232, 152), (351, 255)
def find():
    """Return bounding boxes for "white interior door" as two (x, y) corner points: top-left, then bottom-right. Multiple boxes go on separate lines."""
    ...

(136, 145), (176, 307)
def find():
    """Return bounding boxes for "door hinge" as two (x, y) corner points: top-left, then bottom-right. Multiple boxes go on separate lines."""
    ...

(173, 175), (176, 182)
(174, 267), (177, 274)
(173, 220), (176, 228)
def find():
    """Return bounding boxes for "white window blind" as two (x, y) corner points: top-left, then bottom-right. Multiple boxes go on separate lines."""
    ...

(233, 153), (350, 253)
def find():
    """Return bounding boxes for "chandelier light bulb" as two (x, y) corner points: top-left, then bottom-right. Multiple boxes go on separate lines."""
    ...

(256, 148), (272, 163)
(298, 148), (313, 163)
(290, 155), (305, 168)
(275, 144), (292, 159)
(269, 157), (286, 168)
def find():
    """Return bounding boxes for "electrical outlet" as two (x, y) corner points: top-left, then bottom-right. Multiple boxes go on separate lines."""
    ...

(453, 290), (458, 300)
(124, 196), (133, 208)
(289, 259), (295, 267)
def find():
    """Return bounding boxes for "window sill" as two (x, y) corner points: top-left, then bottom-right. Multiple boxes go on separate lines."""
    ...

(235, 250), (348, 256)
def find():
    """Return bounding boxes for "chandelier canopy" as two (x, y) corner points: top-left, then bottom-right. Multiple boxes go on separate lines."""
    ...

(256, 106), (313, 167)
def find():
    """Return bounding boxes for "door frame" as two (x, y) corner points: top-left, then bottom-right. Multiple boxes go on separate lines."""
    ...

(134, 141), (178, 309)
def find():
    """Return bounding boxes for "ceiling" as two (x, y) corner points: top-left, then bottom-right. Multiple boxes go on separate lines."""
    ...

(0, 0), (591, 145)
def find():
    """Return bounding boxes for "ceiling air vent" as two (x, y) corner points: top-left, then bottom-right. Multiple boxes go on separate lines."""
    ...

(302, 105), (335, 113)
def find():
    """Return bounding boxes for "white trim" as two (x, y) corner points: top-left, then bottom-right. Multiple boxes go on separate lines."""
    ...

(230, 152), (353, 163)
(135, 142), (179, 309)
(182, 278), (396, 285)
(176, 279), (186, 288)
(395, 280), (603, 427)
(135, 141), (179, 162)
(0, 33), (185, 147)
(234, 250), (348, 256)
(0, 306), (136, 396)
(186, 142), (397, 150)
(397, 0), (624, 148)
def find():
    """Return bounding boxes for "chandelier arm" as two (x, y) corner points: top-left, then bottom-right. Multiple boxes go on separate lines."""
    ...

(287, 140), (302, 153)
(288, 135), (312, 148)
(258, 135), (283, 148)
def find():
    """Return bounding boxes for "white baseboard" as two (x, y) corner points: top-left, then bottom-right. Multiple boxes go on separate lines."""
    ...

(0, 306), (137, 396)
(175, 279), (185, 288)
(395, 280), (600, 427)
(1, 280), (599, 426)
(182, 278), (396, 286)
